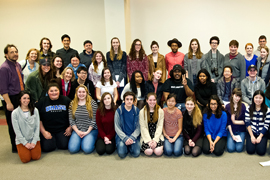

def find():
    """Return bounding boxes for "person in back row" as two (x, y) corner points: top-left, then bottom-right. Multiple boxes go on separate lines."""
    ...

(254, 35), (267, 57)
(79, 40), (95, 70)
(39, 37), (55, 62)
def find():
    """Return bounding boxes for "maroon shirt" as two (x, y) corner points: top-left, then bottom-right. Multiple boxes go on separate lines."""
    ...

(0, 59), (23, 95)
(96, 108), (115, 140)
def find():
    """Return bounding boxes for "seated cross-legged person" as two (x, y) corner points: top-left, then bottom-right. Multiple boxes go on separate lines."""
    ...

(36, 82), (72, 152)
(115, 92), (141, 158)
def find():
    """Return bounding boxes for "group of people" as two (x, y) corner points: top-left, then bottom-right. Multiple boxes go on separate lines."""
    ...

(1, 34), (270, 163)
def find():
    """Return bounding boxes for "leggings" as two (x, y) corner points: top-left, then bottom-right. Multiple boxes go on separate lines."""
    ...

(202, 136), (226, 156)
(96, 137), (116, 155)
(40, 131), (70, 152)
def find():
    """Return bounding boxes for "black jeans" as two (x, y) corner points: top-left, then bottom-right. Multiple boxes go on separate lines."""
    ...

(40, 130), (70, 152)
(96, 137), (115, 155)
(246, 133), (268, 156)
(202, 136), (227, 156)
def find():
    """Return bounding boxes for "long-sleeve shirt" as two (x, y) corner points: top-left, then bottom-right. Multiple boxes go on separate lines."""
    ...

(127, 55), (149, 81)
(245, 108), (270, 136)
(165, 51), (184, 78)
(88, 61), (104, 87)
(96, 108), (115, 140)
(195, 82), (217, 106)
(69, 99), (98, 131)
(203, 111), (227, 140)
(56, 47), (78, 68)
(225, 103), (246, 133)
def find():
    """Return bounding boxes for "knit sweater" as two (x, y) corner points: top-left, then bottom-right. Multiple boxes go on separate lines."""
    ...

(195, 82), (217, 106)
(96, 108), (115, 140)
(11, 107), (40, 145)
(127, 55), (149, 81)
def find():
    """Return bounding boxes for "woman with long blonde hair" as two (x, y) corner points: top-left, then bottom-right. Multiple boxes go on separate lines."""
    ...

(68, 84), (98, 154)
(182, 97), (203, 157)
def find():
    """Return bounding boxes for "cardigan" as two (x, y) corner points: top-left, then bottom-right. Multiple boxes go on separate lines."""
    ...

(139, 106), (164, 144)
(19, 60), (39, 83)
(165, 51), (185, 78)
(127, 55), (149, 81)
(145, 80), (163, 104)
(256, 56), (270, 82)
(184, 54), (204, 85)
(147, 53), (166, 83)
(11, 107), (40, 145)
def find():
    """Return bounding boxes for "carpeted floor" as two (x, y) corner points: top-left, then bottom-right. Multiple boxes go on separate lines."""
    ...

(0, 121), (270, 179)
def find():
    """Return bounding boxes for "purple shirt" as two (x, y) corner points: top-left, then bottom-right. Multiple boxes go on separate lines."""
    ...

(0, 59), (24, 95)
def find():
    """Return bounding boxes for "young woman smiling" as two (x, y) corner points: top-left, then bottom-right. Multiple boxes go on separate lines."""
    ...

(51, 55), (64, 78)
(60, 67), (75, 97)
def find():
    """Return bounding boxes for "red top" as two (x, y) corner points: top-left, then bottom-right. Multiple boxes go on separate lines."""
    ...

(96, 108), (115, 140)
(127, 55), (149, 81)
(165, 52), (184, 78)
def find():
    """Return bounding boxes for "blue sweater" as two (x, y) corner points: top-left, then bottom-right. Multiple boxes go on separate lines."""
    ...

(66, 63), (86, 79)
(203, 111), (227, 140)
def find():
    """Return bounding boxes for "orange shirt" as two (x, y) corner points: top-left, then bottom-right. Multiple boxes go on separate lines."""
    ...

(165, 52), (184, 78)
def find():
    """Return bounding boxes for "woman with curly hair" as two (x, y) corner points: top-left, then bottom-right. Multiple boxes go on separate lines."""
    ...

(68, 84), (98, 154)
(202, 95), (227, 156)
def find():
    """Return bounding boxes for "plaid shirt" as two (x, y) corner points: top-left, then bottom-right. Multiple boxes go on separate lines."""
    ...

(39, 51), (55, 63)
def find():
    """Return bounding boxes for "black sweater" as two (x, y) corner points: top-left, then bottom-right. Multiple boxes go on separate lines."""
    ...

(195, 82), (217, 106)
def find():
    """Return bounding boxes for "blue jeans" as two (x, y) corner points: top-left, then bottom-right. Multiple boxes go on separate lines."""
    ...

(164, 135), (184, 156)
(116, 136), (140, 158)
(68, 129), (98, 154)
(227, 131), (245, 153)
(163, 103), (186, 112)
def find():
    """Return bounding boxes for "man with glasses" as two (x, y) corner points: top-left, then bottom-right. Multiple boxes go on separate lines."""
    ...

(202, 36), (224, 83)
(254, 35), (267, 57)
(241, 65), (265, 105)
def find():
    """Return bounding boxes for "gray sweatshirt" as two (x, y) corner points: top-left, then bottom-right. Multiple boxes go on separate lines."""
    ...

(11, 107), (40, 145)
(241, 76), (265, 105)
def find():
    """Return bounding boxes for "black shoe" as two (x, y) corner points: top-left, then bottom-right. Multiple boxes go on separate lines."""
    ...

(12, 148), (17, 153)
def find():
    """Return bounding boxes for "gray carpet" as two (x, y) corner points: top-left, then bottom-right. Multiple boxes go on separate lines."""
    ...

(0, 125), (270, 180)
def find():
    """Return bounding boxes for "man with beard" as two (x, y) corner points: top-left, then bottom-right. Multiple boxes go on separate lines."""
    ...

(0, 44), (24, 152)
(79, 40), (95, 70)
(165, 38), (185, 78)
(163, 64), (194, 111)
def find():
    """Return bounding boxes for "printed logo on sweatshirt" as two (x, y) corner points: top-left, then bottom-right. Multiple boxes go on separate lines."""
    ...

(46, 105), (66, 112)
(171, 86), (183, 89)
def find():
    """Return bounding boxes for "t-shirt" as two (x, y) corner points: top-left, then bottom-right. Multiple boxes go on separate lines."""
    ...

(36, 95), (71, 133)
(163, 78), (194, 103)
(96, 80), (117, 101)
(163, 107), (182, 137)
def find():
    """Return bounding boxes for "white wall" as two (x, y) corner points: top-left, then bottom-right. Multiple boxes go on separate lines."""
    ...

(129, 0), (270, 56)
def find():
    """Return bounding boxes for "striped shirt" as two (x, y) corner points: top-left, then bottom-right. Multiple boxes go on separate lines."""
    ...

(69, 99), (98, 131)
(245, 108), (270, 136)
(163, 107), (182, 137)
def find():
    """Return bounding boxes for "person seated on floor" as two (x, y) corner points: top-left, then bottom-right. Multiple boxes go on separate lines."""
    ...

(241, 65), (265, 106)
(140, 92), (164, 156)
(195, 69), (217, 111)
(162, 93), (184, 157)
(11, 90), (41, 163)
(121, 70), (146, 110)
(96, 67), (118, 105)
(60, 67), (75, 97)
(202, 95), (227, 156)
(217, 66), (239, 107)
(69, 66), (95, 100)
(115, 92), (141, 158)
(163, 64), (194, 111)
(182, 97), (203, 157)
(245, 90), (270, 156)
(225, 88), (246, 153)
(96, 92), (117, 155)
(145, 68), (164, 106)
(68, 85), (98, 154)
(36, 82), (72, 152)
(66, 53), (86, 79)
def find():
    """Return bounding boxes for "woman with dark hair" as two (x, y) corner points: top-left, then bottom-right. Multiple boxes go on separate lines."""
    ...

(183, 97), (203, 157)
(96, 67), (118, 105)
(11, 90), (41, 163)
(245, 90), (270, 155)
(25, 58), (53, 102)
(107, 37), (127, 104)
(127, 39), (149, 81)
(60, 67), (75, 97)
(140, 93), (164, 156)
(68, 84), (98, 154)
(51, 55), (64, 78)
(67, 53), (86, 79)
(202, 95), (227, 156)
(36, 82), (72, 152)
(195, 69), (217, 111)
(121, 70), (145, 110)
(19, 48), (40, 83)
(225, 88), (246, 153)
(163, 93), (183, 156)
(145, 68), (164, 105)
(88, 51), (107, 87)
(96, 93), (117, 155)
(184, 38), (204, 85)
(147, 41), (166, 83)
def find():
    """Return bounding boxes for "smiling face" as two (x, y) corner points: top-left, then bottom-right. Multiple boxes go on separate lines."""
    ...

(29, 50), (38, 62)
(42, 39), (50, 52)
(167, 97), (176, 109)
(199, 72), (207, 84)
(185, 100), (195, 113)
(77, 70), (87, 81)
(248, 68), (257, 78)
(135, 41), (141, 52)
(103, 94), (112, 107)
(210, 40), (218, 50)
(77, 87), (87, 101)
(146, 95), (156, 109)
(173, 70), (182, 80)
(229, 45), (238, 55)
(210, 99), (218, 112)
(71, 57), (79, 68)
(84, 43), (92, 54)
(112, 38), (120, 51)
(223, 67), (232, 79)
(170, 43), (179, 53)
(151, 44), (159, 54)
(254, 94), (263, 107)
(62, 37), (70, 49)
(48, 86), (60, 100)
(233, 94), (241, 104)
(259, 38), (267, 48)
(245, 45), (253, 55)
(20, 94), (30, 107)
(191, 41), (198, 52)
(41, 64), (50, 74)
(135, 72), (143, 84)
(54, 57), (63, 69)
(5, 47), (18, 61)
(260, 48), (268, 59)
(64, 69), (73, 82)
(95, 53), (103, 64)
(153, 70), (162, 81)
(103, 69), (111, 81)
